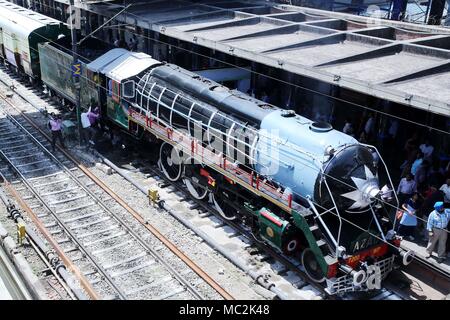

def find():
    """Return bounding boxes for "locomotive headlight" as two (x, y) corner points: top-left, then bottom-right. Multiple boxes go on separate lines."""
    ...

(341, 165), (380, 210)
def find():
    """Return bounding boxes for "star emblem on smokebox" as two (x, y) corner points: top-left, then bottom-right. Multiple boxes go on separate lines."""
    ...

(341, 165), (380, 210)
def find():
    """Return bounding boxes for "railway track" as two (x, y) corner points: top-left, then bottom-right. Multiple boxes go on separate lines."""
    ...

(0, 66), (448, 300)
(0, 97), (231, 300)
(0, 67), (325, 300)
(114, 158), (412, 301)
(140, 161), (328, 294)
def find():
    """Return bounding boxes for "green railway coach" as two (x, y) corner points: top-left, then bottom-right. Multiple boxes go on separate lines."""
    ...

(38, 41), (98, 108)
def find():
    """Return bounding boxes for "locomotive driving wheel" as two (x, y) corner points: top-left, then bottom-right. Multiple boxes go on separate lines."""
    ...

(301, 248), (326, 283)
(183, 157), (209, 200)
(159, 142), (183, 182)
(211, 192), (237, 221)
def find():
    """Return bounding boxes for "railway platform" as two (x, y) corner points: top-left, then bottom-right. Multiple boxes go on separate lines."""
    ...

(401, 238), (450, 275)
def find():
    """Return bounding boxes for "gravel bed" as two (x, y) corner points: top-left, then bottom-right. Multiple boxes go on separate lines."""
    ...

(87, 163), (262, 300)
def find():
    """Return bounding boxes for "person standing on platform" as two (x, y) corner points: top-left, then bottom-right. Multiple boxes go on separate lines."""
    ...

(411, 152), (424, 177)
(439, 179), (450, 207)
(415, 160), (430, 192)
(343, 118), (354, 137)
(397, 173), (417, 205)
(48, 113), (65, 152)
(401, 133), (419, 175)
(426, 202), (450, 263)
(364, 113), (375, 142)
(419, 139), (434, 162)
(398, 193), (419, 241)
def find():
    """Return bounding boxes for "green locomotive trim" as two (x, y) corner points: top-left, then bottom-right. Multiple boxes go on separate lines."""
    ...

(0, 1), (69, 78)
(38, 42), (95, 108)
(107, 98), (129, 129)
(257, 207), (289, 248)
(247, 204), (331, 276)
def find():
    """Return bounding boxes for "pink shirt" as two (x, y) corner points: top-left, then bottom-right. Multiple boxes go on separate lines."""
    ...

(49, 119), (62, 131)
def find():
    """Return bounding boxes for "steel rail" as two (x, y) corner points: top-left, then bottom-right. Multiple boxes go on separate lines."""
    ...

(26, 235), (76, 300)
(3, 69), (441, 301)
(0, 91), (234, 300)
(0, 73), (327, 298)
(146, 163), (331, 297)
(0, 146), (129, 300)
(0, 109), (205, 299)
(2, 180), (100, 300)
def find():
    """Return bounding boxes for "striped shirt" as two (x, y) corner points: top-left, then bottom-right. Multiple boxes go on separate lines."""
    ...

(427, 209), (450, 231)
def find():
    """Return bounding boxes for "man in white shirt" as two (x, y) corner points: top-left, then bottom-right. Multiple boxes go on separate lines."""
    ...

(440, 179), (450, 205)
(381, 184), (393, 202)
(419, 139), (434, 161)
(397, 173), (417, 205)
(80, 110), (91, 146)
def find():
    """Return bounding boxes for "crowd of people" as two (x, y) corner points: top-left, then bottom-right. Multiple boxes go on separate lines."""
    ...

(343, 114), (450, 264)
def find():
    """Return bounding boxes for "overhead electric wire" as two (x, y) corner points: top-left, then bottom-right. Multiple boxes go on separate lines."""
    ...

(0, 48), (438, 268)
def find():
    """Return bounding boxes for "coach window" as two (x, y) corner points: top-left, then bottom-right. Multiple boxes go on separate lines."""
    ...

(86, 70), (97, 88)
(122, 80), (135, 99)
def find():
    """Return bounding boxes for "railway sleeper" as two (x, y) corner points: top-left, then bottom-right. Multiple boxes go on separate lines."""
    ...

(124, 275), (175, 296)
(102, 252), (147, 270)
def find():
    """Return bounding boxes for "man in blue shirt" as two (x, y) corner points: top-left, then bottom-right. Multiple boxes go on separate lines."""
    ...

(426, 202), (450, 263)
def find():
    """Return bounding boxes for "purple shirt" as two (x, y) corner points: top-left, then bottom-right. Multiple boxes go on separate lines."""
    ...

(87, 111), (99, 126)
(49, 119), (62, 131)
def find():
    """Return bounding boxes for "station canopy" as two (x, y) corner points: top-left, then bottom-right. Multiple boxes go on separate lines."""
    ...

(75, 0), (450, 117)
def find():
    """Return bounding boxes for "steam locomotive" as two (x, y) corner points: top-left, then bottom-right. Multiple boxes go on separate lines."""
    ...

(0, 1), (414, 295)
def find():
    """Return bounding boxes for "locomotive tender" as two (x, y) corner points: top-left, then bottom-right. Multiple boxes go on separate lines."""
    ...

(0, 1), (415, 295)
